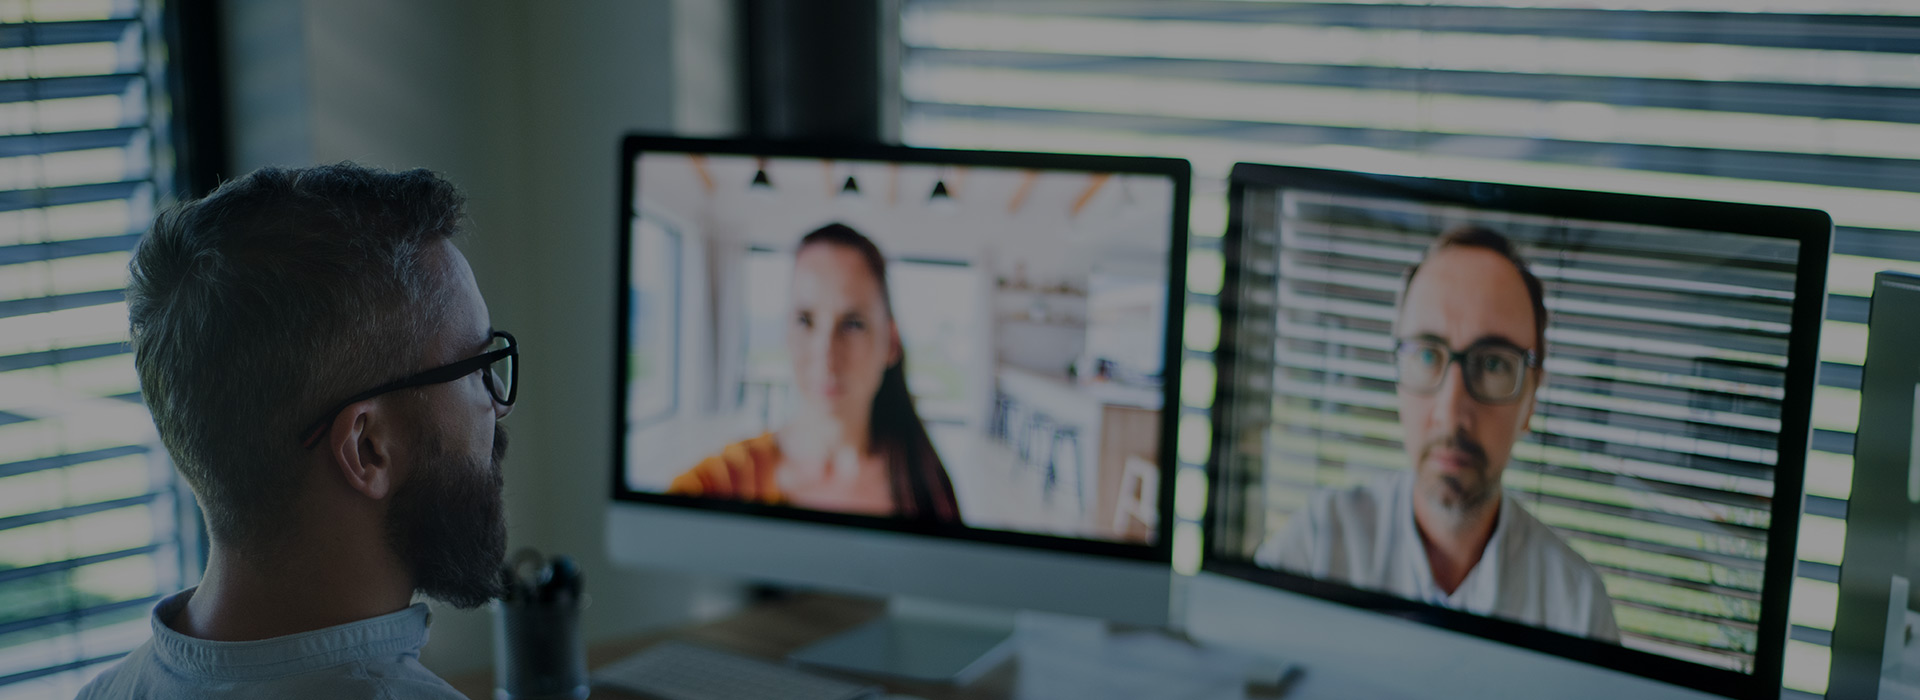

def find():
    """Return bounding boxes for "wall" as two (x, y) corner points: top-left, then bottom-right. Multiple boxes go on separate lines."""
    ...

(218, 0), (743, 676)
(504, 0), (743, 676)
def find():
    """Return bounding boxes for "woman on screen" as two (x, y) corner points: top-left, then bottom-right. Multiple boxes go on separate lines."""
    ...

(667, 223), (962, 523)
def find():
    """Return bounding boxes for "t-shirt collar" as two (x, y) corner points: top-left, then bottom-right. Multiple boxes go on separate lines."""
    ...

(147, 587), (434, 681)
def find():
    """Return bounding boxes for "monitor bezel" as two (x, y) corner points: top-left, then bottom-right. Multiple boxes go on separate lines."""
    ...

(1203, 162), (1832, 699)
(611, 134), (1192, 564)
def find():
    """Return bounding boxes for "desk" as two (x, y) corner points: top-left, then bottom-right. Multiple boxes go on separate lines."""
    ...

(448, 594), (1016, 700)
(448, 593), (1287, 700)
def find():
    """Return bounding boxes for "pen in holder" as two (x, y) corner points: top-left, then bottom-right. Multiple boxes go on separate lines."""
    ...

(493, 549), (588, 700)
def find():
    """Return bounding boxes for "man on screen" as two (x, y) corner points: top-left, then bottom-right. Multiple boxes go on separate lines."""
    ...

(1257, 225), (1619, 642)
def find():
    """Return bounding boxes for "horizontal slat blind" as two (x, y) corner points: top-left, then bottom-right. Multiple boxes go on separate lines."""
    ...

(0, 1), (185, 697)
(899, 2), (1920, 695)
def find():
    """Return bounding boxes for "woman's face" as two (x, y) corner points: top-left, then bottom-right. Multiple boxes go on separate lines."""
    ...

(787, 243), (898, 426)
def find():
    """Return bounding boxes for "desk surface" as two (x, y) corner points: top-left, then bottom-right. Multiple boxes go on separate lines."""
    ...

(448, 593), (1018, 700)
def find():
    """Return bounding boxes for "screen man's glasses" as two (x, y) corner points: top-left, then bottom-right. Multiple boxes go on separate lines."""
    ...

(300, 330), (518, 448)
(1393, 337), (1539, 405)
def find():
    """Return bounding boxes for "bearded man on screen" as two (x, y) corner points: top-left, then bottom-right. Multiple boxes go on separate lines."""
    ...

(1258, 225), (1619, 642)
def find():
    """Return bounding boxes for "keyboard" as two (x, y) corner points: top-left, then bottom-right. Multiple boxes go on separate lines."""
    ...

(591, 641), (883, 700)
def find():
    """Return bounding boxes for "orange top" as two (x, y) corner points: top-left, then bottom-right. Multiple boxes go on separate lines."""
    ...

(666, 433), (787, 504)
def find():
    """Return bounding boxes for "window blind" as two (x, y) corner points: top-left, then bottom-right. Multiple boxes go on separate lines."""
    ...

(898, 2), (1919, 696)
(0, 0), (189, 697)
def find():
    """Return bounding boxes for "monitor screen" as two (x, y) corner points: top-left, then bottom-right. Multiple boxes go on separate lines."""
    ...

(1206, 164), (1829, 698)
(614, 137), (1189, 557)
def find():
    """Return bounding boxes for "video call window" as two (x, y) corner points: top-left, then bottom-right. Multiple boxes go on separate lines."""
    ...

(620, 149), (1179, 546)
(1211, 185), (1803, 673)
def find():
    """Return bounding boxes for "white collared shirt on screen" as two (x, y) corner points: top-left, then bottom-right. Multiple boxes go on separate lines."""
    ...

(1255, 472), (1621, 642)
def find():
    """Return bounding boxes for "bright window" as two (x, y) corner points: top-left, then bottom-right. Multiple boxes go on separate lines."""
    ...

(0, 1), (195, 697)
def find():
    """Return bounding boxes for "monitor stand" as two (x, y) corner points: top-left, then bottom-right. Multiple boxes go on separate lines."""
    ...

(788, 596), (1018, 685)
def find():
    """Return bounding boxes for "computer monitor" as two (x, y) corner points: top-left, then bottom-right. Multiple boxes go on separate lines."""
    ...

(1830, 271), (1920, 699)
(607, 135), (1190, 679)
(1190, 163), (1830, 699)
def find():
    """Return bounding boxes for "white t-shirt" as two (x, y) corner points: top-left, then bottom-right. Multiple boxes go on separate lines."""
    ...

(1256, 473), (1620, 642)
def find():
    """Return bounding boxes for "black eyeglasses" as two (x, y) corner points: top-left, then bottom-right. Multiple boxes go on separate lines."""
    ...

(300, 330), (518, 448)
(1393, 337), (1539, 405)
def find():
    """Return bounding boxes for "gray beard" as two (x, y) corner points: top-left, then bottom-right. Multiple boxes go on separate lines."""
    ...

(1417, 428), (1497, 512)
(1420, 477), (1501, 534)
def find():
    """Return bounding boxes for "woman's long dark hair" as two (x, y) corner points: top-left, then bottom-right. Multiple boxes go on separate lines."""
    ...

(797, 223), (962, 524)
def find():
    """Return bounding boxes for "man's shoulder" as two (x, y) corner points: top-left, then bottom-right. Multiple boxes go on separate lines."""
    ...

(265, 659), (468, 700)
(364, 669), (471, 700)
(1254, 472), (1413, 577)
(1499, 495), (1622, 641)
(75, 639), (153, 700)
(74, 646), (466, 700)
(1309, 473), (1408, 520)
(1502, 495), (1606, 585)
(1285, 474), (1408, 547)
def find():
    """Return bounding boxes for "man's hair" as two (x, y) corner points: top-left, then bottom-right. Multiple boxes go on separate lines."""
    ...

(1399, 224), (1548, 355)
(128, 163), (467, 550)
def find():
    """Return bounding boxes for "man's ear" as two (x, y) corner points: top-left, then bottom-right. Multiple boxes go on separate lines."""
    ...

(327, 401), (399, 501)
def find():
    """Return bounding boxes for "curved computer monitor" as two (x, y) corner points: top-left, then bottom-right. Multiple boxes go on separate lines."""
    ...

(1193, 163), (1830, 699)
(608, 135), (1190, 630)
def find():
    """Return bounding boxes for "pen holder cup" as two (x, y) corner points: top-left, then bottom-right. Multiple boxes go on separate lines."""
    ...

(491, 595), (588, 700)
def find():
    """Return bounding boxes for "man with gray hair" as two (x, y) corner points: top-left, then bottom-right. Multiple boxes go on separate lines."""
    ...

(80, 163), (517, 698)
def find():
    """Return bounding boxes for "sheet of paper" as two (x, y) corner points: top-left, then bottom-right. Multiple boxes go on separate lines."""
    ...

(1009, 617), (1293, 700)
